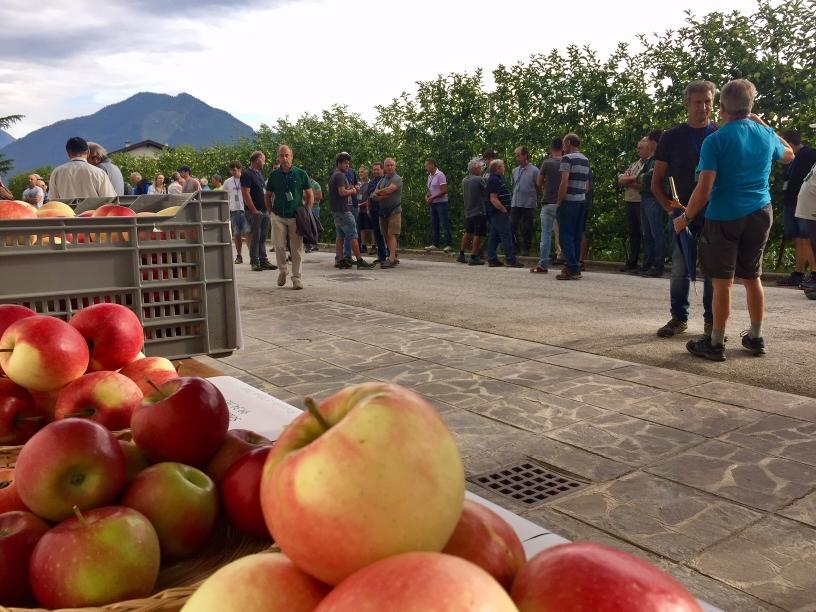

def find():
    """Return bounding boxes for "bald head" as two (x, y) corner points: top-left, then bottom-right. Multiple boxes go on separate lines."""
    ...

(277, 145), (293, 170)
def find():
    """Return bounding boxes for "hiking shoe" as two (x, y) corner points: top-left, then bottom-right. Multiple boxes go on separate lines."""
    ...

(234, 255), (243, 264)
(380, 259), (396, 269)
(657, 318), (688, 337)
(487, 259), (505, 268)
(777, 272), (804, 287)
(799, 275), (816, 290)
(260, 260), (278, 270)
(644, 267), (664, 277)
(741, 331), (766, 356)
(251, 264), (263, 272)
(356, 258), (374, 269)
(506, 260), (524, 268)
(335, 259), (353, 269)
(556, 270), (580, 280)
(686, 336), (726, 361)
(292, 277), (303, 290)
(530, 266), (548, 274)
(456, 253), (467, 263)
(468, 256), (485, 266)
(277, 270), (287, 286)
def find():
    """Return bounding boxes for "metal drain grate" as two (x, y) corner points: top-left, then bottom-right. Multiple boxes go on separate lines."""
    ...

(469, 462), (585, 506)
(325, 274), (375, 283)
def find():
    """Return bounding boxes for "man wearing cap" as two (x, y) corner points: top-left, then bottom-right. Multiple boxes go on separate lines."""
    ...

(178, 166), (201, 193)
(265, 145), (314, 289)
(49, 137), (117, 200)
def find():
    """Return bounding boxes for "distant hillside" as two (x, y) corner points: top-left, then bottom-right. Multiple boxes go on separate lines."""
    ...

(0, 130), (15, 149)
(1, 93), (255, 176)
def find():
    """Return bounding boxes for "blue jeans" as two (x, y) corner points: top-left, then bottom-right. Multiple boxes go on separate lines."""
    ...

(537, 204), (557, 268)
(640, 201), (653, 269)
(370, 204), (388, 260)
(343, 205), (360, 258)
(556, 202), (583, 273)
(248, 210), (271, 265)
(430, 201), (452, 247)
(670, 233), (713, 323)
(487, 210), (516, 263)
(641, 196), (666, 271)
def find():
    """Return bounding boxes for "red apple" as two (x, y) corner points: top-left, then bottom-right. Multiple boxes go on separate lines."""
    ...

(119, 355), (178, 396)
(78, 210), (95, 218)
(131, 376), (229, 466)
(0, 468), (28, 513)
(69, 303), (144, 372)
(511, 542), (701, 612)
(29, 505), (160, 608)
(442, 499), (526, 591)
(120, 440), (150, 482)
(0, 316), (89, 392)
(0, 511), (51, 606)
(54, 371), (143, 430)
(221, 447), (271, 539)
(0, 200), (37, 220)
(29, 388), (60, 420)
(94, 204), (136, 217)
(0, 304), (37, 340)
(0, 378), (44, 445)
(181, 553), (331, 612)
(261, 382), (465, 586)
(204, 428), (273, 484)
(315, 552), (517, 611)
(122, 462), (218, 558)
(15, 419), (126, 522)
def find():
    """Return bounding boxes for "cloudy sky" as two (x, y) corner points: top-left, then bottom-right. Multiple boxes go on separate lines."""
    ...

(3, 0), (748, 138)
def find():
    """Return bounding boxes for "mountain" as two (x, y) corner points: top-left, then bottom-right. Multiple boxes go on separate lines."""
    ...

(1, 93), (255, 176)
(0, 130), (15, 149)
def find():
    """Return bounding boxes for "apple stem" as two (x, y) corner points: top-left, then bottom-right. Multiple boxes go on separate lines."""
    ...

(304, 397), (330, 432)
(146, 378), (168, 398)
(73, 505), (87, 526)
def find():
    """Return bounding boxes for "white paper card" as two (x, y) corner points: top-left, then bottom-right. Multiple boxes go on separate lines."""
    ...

(208, 376), (302, 440)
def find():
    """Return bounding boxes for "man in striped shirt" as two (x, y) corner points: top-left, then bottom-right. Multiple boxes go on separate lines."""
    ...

(555, 133), (590, 280)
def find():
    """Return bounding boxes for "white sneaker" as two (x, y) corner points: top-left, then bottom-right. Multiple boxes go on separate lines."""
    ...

(442, 246), (452, 253)
(292, 277), (303, 290)
(277, 270), (287, 287)
(424, 245), (437, 251)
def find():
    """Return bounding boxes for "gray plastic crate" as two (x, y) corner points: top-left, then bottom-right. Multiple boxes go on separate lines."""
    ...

(0, 192), (238, 360)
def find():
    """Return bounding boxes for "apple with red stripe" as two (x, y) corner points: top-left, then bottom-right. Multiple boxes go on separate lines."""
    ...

(69, 303), (144, 372)
(0, 511), (51, 606)
(54, 371), (143, 431)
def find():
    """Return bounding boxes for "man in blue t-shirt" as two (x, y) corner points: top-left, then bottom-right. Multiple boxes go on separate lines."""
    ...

(674, 79), (793, 361)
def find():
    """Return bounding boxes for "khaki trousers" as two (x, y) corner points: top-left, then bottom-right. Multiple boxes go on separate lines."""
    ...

(271, 214), (303, 279)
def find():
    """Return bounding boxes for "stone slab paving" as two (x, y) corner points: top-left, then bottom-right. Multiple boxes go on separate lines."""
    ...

(205, 298), (816, 611)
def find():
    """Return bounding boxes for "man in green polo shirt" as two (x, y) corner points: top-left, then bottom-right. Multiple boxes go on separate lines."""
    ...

(265, 145), (313, 290)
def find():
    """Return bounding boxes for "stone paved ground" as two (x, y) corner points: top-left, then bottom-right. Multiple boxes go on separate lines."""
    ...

(201, 250), (816, 612)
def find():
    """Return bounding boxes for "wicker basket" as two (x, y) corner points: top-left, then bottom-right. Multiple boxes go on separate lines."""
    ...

(1, 439), (275, 612)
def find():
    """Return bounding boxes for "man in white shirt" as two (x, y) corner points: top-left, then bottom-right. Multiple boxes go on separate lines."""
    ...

(22, 174), (45, 207)
(224, 160), (250, 264)
(49, 137), (117, 200)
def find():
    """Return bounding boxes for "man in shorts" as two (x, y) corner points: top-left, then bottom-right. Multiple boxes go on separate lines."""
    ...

(371, 158), (403, 269)
(459, 158), (486, 265)
(674, 79), (793, 360)
(224, 161), (248, 264)
(329, 152), (374, 270)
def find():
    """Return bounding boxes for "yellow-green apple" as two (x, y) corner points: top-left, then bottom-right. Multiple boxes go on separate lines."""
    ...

(36, 207), (74, 218)
(0, 304), (37, 340)
(260, 382), (465, 586)
(204, 429), (272, 484)
(15, 419), (126, 521)
(315, 552), (517, 611)
(40, 201), (75, 216)
(119, 356), (178, 396)
(54, 371), (143, 430)
(121, 462), (218, 558)
(69, 303), (144, 372)
(181, 553), (331, 612)
(511, 542), (701, 612)
(442, 499), (526, 591)
(131, 377), (229, 466)
(29, 505), (160, 608)
(221, 447), (271, 539)
(0, 200), (37, 220)
(0, 468), (28, 513)
(0, 378), (45, 445)
(0, 316), (89, 392)
(0, 511), (51, 606)
(120, 440), (150, 482)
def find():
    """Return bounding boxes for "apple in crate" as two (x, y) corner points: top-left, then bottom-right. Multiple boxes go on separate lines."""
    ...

(0, 200), (37, 220)
(0, 378), (45, 445)
(0, 304), (36, 339)
(122, 462), (218, 558)
(93, 204), (137, 217)
(0, 511), (51, 606)
(442, 499), (526, 591)
(40, 201), (75, 215)
(120, 440), (150, 482)
(315, 552), (517, 612)
(69, 303), (144, 371)
(131, 376), (229, 466)
(29, 505), (161, 609)
(15, 419), (126, 522)
(37, 207), (75, 218)
(260, 382), (466, 585)
(119, 355), (178, 396)
(181, 552), (331, 612)
(204, 428), (273, 484)
(0, 468), (28, 513)
(511, 542), (701, 612)
(54, 371), (143, 430)
(0, 315), (89, 392)
(221, 446), (271, 539)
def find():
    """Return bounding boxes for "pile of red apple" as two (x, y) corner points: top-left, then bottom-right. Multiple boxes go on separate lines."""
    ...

(0, 303), (275, 608)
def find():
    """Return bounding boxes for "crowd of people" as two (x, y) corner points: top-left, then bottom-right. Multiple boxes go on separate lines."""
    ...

(3, 77), (814, 361)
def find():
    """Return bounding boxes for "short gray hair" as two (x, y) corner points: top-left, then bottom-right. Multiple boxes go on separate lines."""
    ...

(720, 79), (756, 118)
(87, 142), (108, 159)
(468, 158), (484, 174)
(683, 80), (716, 102)
(489, 159), (504, 173)
(130, 172), (142, 181)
